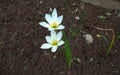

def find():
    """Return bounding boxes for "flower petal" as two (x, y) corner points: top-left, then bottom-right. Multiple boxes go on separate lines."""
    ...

(51, 30), (56, 39)
(51, 46), (58, 52)
(52, 8), (57, 20)
(48, 28), (54, 31)
(58, 40), (64, 46)
(45, 36), (52, 43)
(45, 14), (53, 24)
(56, 31), (62, 41)
(57, 25), (65, 30)
(40, 43), (52, 49)
(39, 22), (50, 28)
(57, 15), (63, 25)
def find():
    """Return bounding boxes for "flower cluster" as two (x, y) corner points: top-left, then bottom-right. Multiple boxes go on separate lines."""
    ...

(39, 8), (65, 52)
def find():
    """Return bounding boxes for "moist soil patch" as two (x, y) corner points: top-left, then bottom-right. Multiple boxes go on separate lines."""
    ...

(0, 0), (120, 75)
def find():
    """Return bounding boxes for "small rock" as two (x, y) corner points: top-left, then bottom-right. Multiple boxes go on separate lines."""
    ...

(40, 1), (43, 4)
(114, 50), (117, 53)
(53, 55), (57, 59)
(25, 33), (29, 35)
(75, 8), (78, 12)
(75, 16), (80, 20)
(106, 12), (111, 16)
(49, 7), (52, 12)
(90, 58), (93, 62)
(83, 34), (93, 44)
(73, 3), (76, 6)
(76, 58), (81, 63)
(81, 5), (85, 9)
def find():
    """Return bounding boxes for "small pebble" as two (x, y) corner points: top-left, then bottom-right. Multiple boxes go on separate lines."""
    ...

(40, 1), (43, 4)
(75, 16), (80, 20)
(75, 8), (78, 12)
(53, 55), (57, 59)
(90, 58), (93, 62)
(81, 5), (85, 9)
(25, 33), (29, 35)
(73, 3), (76, 6)
(76, 58), (81, 63)
(114, 50), (117, 53)
(106, 12), (111, 16)
(49, 7), (52, 12)
(83, 34), (93, 44)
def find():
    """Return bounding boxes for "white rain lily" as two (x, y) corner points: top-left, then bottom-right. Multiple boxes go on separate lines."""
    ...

(40, 31), (64, 52)
(39, 8), (65, 31)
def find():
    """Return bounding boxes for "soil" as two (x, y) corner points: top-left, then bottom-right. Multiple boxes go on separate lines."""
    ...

(0, 0), (120, 75)
(83, 0), (120, 10)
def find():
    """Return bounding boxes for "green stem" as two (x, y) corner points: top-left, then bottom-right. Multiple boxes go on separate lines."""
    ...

(106, 35), (115, 56)
(62, 31), (72, 67)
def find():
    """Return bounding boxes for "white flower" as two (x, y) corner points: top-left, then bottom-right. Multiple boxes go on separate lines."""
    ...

(40, 31), (64, 52)
(39, 8), (65, 31)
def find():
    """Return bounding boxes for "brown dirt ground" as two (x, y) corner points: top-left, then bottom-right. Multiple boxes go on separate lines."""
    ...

(83, 0), (120, 10)
(0, 0), (120, 75)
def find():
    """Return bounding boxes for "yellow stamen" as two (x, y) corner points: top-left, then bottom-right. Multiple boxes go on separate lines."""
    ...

(52, 40), (58, 45)
(51, 22), (58, 28)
